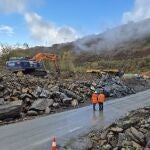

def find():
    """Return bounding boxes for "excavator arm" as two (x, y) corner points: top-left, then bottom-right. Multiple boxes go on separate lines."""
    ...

(31, 53), (60, 74)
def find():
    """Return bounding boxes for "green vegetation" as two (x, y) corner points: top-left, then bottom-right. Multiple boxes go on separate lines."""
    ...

(83, 56), (150, 73)
(0, 43), (149, 73)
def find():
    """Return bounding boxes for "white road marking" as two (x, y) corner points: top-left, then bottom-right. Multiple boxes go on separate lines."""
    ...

(69, 126), (82, 133)
(31, 138), (50, 146)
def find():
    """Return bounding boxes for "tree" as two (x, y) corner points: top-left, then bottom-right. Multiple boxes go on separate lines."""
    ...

(0, 43), (13, 69)
(60, 50), (75, 72)
(0, 43), (12, 60)
(23, 43), (29, 49)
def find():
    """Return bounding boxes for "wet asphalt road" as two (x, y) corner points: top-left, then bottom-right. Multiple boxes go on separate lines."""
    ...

(0, 89), (150, 150)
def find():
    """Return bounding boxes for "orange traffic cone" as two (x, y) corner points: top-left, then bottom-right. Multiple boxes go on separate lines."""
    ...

(51, 137), (56, 150)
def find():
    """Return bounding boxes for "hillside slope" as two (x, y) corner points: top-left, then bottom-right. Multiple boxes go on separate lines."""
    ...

(2, 19), (150, 72)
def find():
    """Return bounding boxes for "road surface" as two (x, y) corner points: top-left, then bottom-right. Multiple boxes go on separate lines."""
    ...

(0, 89), (150, 150)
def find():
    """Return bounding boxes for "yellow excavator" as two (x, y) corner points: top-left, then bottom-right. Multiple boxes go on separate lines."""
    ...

(141, 71), (150, 79)
(86, 69), (124, 77)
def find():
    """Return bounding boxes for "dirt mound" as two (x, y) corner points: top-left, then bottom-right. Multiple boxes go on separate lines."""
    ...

(123, 77), (150, 92)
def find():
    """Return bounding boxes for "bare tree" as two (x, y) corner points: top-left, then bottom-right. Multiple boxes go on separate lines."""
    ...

(23, 43), (29, 49)
(0, 43), (12, 64)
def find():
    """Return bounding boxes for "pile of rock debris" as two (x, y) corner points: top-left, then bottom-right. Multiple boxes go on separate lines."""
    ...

(0, 72), (148, 124)
(0, 73), (91, 122)
(87, 106), (150, 150)
(91, 74), (136, 98)
(59, 106), (150, 150)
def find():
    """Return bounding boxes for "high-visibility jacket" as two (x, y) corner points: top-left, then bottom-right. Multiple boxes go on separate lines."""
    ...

(98, 94), (105, 103)
(91, 93), (98, 104)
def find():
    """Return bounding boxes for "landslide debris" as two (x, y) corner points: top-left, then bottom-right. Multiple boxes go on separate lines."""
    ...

(87, 106), (150, 150)
(0, 73), (91, 124)
(91, 75), (136, 98)
(60, 106), (150, 150)
(123, 77), (150, 93)
(0, 72), (149, 125)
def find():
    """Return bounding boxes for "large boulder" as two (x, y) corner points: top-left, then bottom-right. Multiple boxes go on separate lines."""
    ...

(130, 127), (145, 145)
(60, 88), (82, 101)
(35, 86), (51, 98)
(27, 110), (38, 116)
(29, 99), (53, 111)
(0, 100), (22, 120)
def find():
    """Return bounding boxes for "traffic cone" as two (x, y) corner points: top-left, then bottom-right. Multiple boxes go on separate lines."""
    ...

(51, 137), (56, 150)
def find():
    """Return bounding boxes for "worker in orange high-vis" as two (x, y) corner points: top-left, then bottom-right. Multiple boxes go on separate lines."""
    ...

(91, 91), (98, 111)
(98, 91), (106, 111)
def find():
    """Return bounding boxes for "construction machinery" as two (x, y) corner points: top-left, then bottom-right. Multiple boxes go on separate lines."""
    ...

(6, 53), (60, 76)
(86, 69), (124, 77)
(86, 69), (101, 74)
(140, 71), (150, 79)
(102, 69), (124, 77)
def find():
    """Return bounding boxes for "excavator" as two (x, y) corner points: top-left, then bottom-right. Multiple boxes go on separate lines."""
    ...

(86, 69), (124, 77)
(6, 53), (60, 76)
(140, 71), (150, 79)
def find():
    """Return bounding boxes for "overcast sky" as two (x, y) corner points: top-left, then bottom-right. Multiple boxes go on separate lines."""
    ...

(0, 0), (150, 46)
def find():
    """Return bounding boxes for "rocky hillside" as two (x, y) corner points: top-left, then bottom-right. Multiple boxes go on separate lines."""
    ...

(26, 18), (150, 58)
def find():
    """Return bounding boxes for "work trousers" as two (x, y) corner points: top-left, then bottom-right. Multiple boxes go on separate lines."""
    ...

(98, 102), (103, 111)
(93, 103), (96, 111)
(93, 103), (103, 111)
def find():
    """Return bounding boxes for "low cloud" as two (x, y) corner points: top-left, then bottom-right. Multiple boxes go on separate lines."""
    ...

(122, 0), (150, 23)
(0, 25), (14, 36)
(0, 0), (27, 13)
(24, 12), (79, 45)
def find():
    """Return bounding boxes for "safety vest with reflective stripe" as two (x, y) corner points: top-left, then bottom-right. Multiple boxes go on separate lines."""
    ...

(98, 94), (105, 103)
(91, 93), (98, 104)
